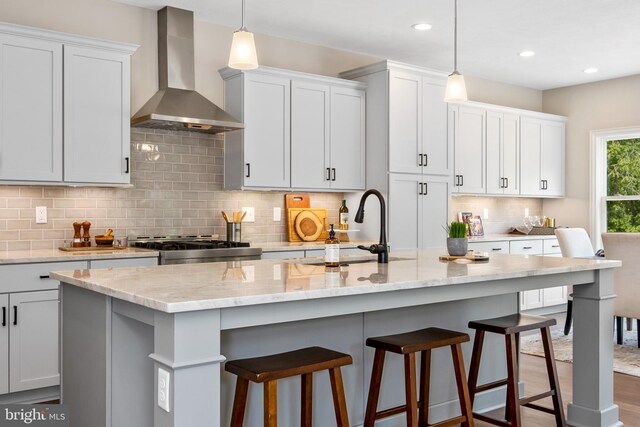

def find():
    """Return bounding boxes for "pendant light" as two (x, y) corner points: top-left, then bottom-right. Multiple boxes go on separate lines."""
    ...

(228, 0), (259, 70)
(444, 0), (468, 102)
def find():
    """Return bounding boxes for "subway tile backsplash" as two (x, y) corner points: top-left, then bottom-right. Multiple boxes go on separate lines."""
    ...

(0, 129), (344, 251)
(450, 196), (544, 235)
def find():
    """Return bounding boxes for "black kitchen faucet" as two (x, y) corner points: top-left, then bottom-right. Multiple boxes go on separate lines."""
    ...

(354, 189), (389, 264)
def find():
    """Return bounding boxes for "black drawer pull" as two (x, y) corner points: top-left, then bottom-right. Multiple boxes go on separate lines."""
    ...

(13, 306), (17, 326)
(2, 307), (5, 327)
(125, 157), (130, 174)
(245, 163), (251, 178)
(492, 248), (502, 251)
(523, 246), (532, 249)
(552, 245), (560, 248)
(39, 275), (50, 279)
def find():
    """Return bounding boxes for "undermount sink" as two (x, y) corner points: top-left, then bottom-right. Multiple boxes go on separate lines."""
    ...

(291, 257), (414, 267)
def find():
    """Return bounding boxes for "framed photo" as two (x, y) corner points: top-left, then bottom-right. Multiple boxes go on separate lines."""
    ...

(467, 215), (484, 236)
(458, 211), (473, 223)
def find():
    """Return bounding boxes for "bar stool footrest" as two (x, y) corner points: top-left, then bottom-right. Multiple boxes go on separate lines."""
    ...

(374, 401), (425, 419)
(520, 390), (555, 406)
(522, 402), (557, 415)
(430, 415), (467, 427)
(475, 378), (508, 393)
(472, 412), (511, 427)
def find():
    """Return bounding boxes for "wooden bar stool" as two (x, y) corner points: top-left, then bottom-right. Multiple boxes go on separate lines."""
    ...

(467, 313), (566, 427)
(364, 327), (474, 427)
(224, 346), (352, 427)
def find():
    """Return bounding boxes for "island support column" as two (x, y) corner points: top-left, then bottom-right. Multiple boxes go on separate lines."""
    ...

(150, 309), (225, 427)
(568, 268), (622, 427)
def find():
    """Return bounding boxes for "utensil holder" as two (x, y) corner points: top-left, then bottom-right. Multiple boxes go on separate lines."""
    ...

(226, 222), (242, 242)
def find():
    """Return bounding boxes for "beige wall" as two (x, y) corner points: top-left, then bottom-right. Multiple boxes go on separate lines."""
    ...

(542, 74), (640, 231)
(466, 75), (543, 112)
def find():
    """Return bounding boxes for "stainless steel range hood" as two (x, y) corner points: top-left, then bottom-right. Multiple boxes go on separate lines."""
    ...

(131, 7), (243, 134)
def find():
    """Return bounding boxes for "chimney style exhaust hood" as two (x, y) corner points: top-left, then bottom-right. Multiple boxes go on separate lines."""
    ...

(131, 7), (244, 134)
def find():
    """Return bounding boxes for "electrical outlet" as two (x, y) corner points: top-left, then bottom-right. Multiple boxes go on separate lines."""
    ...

(524, 208), (530, 217)
(273, 207), (281, 221)
(241, 207), (255, 222)
(483, 208), (489, 219)
(35, 206), (47, 224)
(158, 368), (171, 412)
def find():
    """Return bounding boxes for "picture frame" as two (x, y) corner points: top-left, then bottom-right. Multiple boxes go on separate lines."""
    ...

(467, 215), (484, 236)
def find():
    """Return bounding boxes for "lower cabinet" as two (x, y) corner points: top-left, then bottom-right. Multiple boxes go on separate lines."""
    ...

(468, 237), (566, 310)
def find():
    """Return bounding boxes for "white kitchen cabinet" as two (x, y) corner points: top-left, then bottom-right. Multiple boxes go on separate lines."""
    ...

(221, 67), (365, 191)
(486, 111), (520, 195)
(542, 286), (567, 307)
(0, 23), (137, 186)
(0, 34), (62, 182)
(451, 105), (486, 194)
(388, 70), (450, 176)
(520, 117), (565, 197)
(388, 173), (449, 250)
(0, 294), (7, 395)
(63, 46), (131, 184)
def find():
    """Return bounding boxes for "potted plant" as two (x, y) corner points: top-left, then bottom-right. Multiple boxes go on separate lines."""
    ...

(446, 221), (468, 256)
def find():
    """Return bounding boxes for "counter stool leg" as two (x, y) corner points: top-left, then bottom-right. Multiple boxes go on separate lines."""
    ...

(467, 330), (485, 409)
(301, 373), (312, 427)
(329, 367), (350, 427)
(541, 327), (567, 427)
(505, 334), (522, 427)
(364, 349), (386, 427)
(264, 380), (278, 427)
(418, 350), (431, 427)
(404, 353), (419, 427)
(451, 344), (474, 427)
(230, 378), (249, 427)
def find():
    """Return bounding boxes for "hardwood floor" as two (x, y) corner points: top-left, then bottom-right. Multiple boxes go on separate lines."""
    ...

(475, 353), (639, 426)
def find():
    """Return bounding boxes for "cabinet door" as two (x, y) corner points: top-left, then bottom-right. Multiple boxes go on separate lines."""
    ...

(0, 294), (7, 395)
(540, 120), (565, 197)
(502, 114), (520, 195)
(64, 46), (130, 184)
(0, 35), (62, 182)
(521, 290), (543, 310)
(485, 111), (503, 194)
(9, 290), (59, 392)
(420, 176), (450, 249)
(520, 118), (542, 196)
(330, 86), (365, 190)
(422, 77), (450, 176)
(388, 71), (422, 174)
(543, 286), (567, 307)
(243, 74), (291, 188)
(453, 106), (486, 194)
(291, 81), (330, 189)
(388, 174), (421, 250)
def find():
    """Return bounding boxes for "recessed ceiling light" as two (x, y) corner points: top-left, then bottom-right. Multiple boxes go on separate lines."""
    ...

(412, 23), (432, 31)
(519, 51), (535, 57)
(584, 67), (599, 74)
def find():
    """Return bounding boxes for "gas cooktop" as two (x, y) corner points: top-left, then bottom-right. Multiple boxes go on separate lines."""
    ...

(130, 236), (260, 264)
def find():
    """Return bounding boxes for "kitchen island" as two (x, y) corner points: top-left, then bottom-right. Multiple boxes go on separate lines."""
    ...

(51, 250), (621, 427)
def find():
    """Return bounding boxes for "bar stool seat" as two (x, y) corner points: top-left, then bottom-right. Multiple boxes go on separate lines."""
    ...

(467, 313), (566, 427)
(364, 327), (474, 427)
(225, 346), (352, 427)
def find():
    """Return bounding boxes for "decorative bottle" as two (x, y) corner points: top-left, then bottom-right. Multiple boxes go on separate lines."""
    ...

(324, 224), (340, 267)
(339, 200), (349, 230)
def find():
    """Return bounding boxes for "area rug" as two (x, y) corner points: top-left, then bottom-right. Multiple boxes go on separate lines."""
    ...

(520, 327), (640, 377)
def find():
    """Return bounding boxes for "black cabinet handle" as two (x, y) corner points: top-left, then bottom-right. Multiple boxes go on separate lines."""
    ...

(418, 182), (424, 195)
(455, 175), (460, 186)
(460, 175), (464, 187)
(423, 154), (427, 166)
(2, 307), (5, 327)
(125, 157), (130, 174)
(500, 177), (504, 188)
(418, 154), (423, 167)
(523, 246), (533, 250)
(505, 177), (509, 189)
(13, 306), (17, 326)
(326, 168), (331, 181)
(39, 275), (49, 279)
(492, 248), (502, 251)
(245, 163), (250, 178)
(331, 168), (336, 181)
(423, 182), (427, 195)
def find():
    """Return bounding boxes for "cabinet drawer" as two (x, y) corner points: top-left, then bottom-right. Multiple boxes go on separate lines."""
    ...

(510, 240), (543, 255)
(0, 261), (88, 293)
(543, 239), (562, 255)
(468, 241), (509, 254)
(89, 257), (158, 269)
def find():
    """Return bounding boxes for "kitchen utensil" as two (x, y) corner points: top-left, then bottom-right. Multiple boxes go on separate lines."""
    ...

(226, 222), (242, 242)
(82, 221), (91, 247)
(104, 228), (113, 237)
(95, 235), (114, 246)
(233, 211), (241, 223)
(72, 222), (83, 248)
(287, 208), (328, 242)
(222, 211), (231, 223)
(439, 253), (489, 262)
(285, 194), (311, 241)
(239, 210), (247, 222)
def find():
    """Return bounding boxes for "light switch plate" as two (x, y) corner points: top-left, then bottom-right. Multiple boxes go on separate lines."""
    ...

(241, 207), (255, 222)
(35, 206), (47, 224)
(158, 368), (170, 412)
(273, 207), (281, 221)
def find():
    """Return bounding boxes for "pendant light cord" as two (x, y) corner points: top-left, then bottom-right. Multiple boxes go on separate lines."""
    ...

(241, 0), (246, 30)
(453, 0), (458, 73)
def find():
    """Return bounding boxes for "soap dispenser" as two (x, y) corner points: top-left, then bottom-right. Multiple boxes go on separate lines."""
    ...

(324, 224), (340, 267)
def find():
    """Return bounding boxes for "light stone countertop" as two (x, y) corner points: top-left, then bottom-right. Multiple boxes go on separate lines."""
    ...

(0, 247), (159, 264)
(50, 249), (619, 314)
(468, 234), (559, 242)
(259, 240), (376, 252)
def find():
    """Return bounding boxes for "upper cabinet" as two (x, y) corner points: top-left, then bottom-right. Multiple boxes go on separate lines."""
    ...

(449, 101), (566, 198)
(220, 67), (366, 191)
(0, 23), (137, 186)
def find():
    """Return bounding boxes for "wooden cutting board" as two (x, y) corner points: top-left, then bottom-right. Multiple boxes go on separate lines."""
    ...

(439, 253), (489, 262)
(287, 208), (328, 242)
(285, 194), (311, 241)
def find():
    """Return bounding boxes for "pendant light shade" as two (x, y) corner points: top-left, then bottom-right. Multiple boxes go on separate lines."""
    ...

(444, 0), (467, 102)
(228, 0), (258, 70)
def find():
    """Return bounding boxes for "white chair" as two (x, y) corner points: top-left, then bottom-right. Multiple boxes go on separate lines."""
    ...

(554, 228), (596, 335)
(601, 232), (640, 347)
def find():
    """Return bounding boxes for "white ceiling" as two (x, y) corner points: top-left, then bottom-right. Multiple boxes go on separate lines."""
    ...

(113, 0), (640, 90)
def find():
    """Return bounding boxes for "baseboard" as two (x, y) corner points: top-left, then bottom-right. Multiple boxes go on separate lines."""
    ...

(522, 305), (568, 316)
(0, 386), (60, 404)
